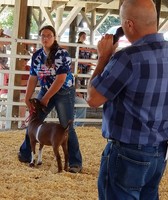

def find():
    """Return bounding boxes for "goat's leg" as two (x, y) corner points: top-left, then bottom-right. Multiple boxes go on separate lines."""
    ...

(61, 140), (68, 172)
(53, 146), (62, 173)
(29, 141), (36, 167)
(37, 143), (44, 165)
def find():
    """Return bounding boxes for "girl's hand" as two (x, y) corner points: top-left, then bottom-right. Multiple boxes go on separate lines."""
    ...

(25, 99), (34, 112)
(40, 96), (49, 107)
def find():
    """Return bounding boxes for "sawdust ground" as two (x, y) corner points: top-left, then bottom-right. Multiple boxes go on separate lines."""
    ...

(0, 127), (167, 200)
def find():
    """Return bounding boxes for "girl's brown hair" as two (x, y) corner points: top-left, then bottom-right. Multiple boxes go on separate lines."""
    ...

(39, 25), (60, 68)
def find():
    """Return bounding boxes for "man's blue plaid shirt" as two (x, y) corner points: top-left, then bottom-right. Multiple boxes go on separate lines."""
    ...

(92, 33), (168, 145)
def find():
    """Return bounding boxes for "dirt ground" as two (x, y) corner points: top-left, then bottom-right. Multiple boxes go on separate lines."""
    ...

(0, 126), (168, 200)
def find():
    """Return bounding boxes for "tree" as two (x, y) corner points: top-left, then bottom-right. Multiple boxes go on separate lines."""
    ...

(97, 16), (120, 34)
(0, 7), (14, 31)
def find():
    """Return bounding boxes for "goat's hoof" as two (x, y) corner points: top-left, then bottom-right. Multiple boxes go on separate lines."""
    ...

(64, 167), (68, 172)
(29, 162), (35, 167)
(58, 169), (63, 173)
(37, 161), (42, 165)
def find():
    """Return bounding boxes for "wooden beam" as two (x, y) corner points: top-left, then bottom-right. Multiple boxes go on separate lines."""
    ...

(94, 9), (110, 30)
(85, 3), (101, 13)
(52, 0), (68, 9)
(159, 16), (168, 30)
(54, 5), (65, 40)
(52, 0), (69, 2)
(90, 9), (97, 44)
(32, 8), (40, 27)
(10, 0), (28, 129)
(40, 6), (54, 26)
(80, 10), (91, 30)
(160, 11), (168, 19)
(153, 0), (162, 27)
(119, 0), (124, 8)
(162, 0), (168, 8)
(0, 5), (7, 14)
(98, 0), (113, 2)
(58, 6), (83, 37)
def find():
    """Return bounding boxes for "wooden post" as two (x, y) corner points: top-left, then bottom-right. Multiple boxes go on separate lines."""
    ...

(69, 17), (77, 58)
(153, 0), (161, 28)
(11, 0), (29, 129)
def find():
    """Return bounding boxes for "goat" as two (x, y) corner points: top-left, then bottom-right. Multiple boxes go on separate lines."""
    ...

(28, 98), (72, 173)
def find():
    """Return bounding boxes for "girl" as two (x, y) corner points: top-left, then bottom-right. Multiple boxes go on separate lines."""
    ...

(18, 25), (82, 173)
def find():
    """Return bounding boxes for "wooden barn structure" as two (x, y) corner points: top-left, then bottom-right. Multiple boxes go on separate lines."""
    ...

(0, 0), (168, 129)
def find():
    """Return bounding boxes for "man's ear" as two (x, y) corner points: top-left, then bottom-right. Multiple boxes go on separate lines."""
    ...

(125, 19), (134, 29)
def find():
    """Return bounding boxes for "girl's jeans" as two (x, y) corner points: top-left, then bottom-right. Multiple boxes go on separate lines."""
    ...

(98, 140), (167, 200)
(19, 86), (82, 168)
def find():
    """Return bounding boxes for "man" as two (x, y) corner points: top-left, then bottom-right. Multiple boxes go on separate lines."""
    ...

(87, 0), (168, 199)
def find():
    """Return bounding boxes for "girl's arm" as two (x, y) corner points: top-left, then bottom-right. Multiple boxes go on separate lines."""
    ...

(40, 73), (67, 106)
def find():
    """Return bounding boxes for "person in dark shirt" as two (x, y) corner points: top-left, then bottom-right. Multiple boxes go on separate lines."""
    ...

(77, 31), (92, 75)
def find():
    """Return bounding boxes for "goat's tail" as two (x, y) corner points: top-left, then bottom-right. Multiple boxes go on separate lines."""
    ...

(65, 120), (73, 131)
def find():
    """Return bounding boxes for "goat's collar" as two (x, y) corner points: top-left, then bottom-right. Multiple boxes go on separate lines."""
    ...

(25, 109), (36, 123)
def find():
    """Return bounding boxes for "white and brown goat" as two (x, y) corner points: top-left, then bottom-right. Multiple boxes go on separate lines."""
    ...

(28, 98), (71, 172)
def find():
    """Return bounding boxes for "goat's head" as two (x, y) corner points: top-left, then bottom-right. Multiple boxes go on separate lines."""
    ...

(29, 98), (47, 115)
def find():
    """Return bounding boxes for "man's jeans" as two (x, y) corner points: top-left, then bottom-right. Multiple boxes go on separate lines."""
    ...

(98, 140), (167, 200)
(19, 86), (82, 168)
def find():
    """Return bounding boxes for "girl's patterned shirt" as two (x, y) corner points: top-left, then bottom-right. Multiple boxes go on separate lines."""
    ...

(30, 47), (73, 90)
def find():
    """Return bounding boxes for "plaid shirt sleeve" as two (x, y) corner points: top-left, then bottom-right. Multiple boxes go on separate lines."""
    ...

(91, 50), (134, 101)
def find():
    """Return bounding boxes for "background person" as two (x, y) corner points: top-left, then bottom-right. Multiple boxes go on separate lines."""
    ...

(77, 31), (92, 83)
(74, 77), (87, 127)
(87, 0), (168, 199)
(18, 25), (82, 173)
(73, 31), (91, 126)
